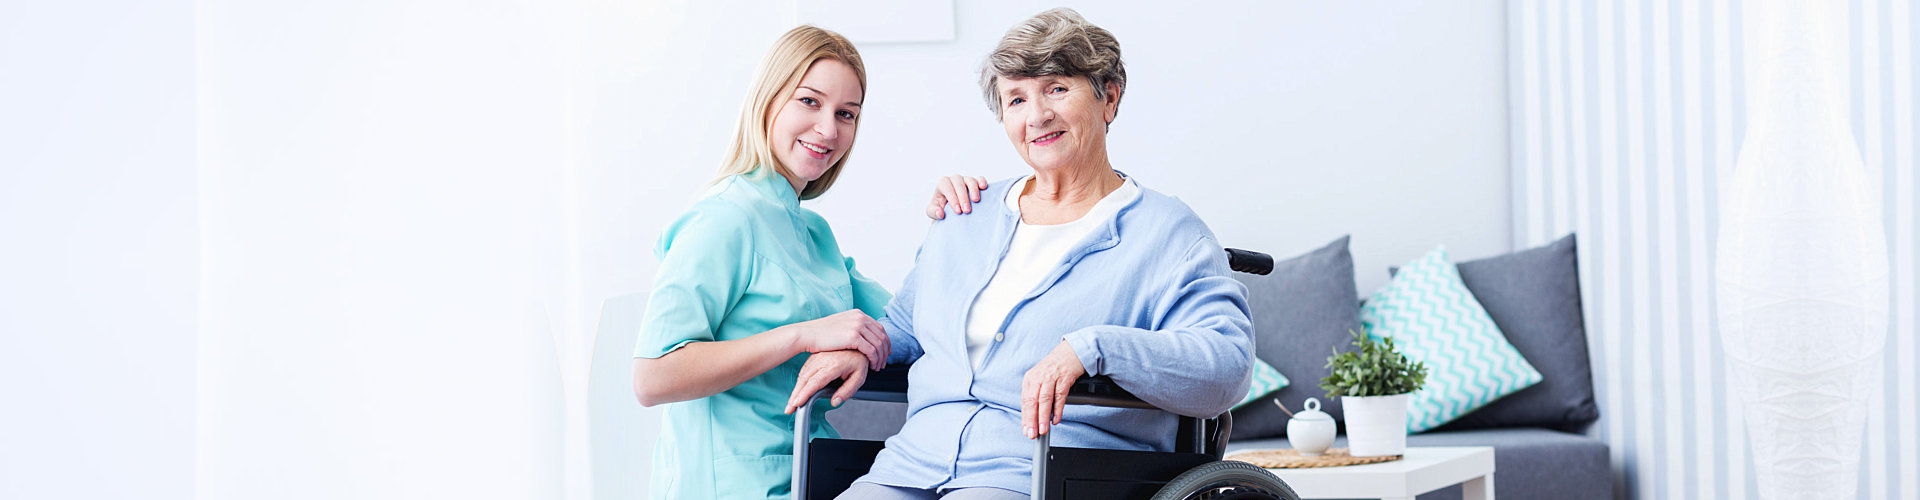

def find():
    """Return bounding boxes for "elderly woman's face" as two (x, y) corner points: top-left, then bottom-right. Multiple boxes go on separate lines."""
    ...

(997, 75), (1119, 173)
(770, 59), (863, 185)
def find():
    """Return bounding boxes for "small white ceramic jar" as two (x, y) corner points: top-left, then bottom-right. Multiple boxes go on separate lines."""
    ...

(1286, 397), (1337, 456)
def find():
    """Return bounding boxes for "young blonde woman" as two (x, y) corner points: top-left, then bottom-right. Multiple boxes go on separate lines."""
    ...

(631, 26), (986, 499)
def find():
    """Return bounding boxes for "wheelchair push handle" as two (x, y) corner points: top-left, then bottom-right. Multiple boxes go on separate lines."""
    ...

(1225, 247), (1273, 275)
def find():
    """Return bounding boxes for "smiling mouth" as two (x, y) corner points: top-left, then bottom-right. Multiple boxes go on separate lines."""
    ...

(1031, 131), (1065, 144)
(799, 140), (832, 157)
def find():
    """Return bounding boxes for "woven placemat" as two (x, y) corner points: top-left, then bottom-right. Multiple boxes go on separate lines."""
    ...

(1224, 448), (1403, 468)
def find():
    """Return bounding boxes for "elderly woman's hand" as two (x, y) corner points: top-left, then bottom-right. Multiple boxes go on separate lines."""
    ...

(926, 175), (989, 220)
(1021, 341), (1087, 439)
(785, 349), (871, 414)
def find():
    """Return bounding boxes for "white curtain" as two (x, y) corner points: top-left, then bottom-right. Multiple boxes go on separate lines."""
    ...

(1508, 0), (1916, 498)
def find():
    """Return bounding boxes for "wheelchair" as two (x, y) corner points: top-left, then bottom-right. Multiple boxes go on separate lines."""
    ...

(791, 249), (1301, 500)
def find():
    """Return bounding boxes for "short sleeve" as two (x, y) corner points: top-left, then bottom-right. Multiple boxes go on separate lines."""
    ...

(634, 204), (756, 359)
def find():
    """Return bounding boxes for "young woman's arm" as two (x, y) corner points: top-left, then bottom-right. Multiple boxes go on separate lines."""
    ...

(630, 204), (887, 407)
(632, 310), (884, 407)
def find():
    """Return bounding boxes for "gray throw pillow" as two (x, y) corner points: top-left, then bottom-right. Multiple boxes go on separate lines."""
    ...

(1394, 234), (1600, 433)
(1228, 236), (1362, 441)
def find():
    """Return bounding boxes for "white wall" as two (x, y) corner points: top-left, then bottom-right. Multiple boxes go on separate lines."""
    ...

(616, 0), (1513, 314)
(0, 2), (198, 499)
(195, 1), (567, 498)
(3, 1), (1513, 498)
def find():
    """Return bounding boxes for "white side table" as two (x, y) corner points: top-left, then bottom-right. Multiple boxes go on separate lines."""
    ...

(1259, 446), (1495, 500)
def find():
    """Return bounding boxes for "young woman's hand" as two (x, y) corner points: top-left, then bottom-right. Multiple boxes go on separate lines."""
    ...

(785, 349), (871, 414)
(926, 175), (989, 220)
(1020, 341), (1087, 439)
(785, 309), (889, 371)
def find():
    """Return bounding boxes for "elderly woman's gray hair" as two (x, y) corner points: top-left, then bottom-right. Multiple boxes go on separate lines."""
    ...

(979, 8), (1126, 122)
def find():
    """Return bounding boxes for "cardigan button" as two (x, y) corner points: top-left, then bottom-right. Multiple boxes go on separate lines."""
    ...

(994, 332), (1004, 342)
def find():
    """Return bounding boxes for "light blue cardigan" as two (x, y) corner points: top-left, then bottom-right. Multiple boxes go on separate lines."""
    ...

(854, 174), (1255, 495)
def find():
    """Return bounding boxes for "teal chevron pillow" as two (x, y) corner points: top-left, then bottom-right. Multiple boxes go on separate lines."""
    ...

(1234, 358), (1290, 410)
(1361, 246), (1543, 433)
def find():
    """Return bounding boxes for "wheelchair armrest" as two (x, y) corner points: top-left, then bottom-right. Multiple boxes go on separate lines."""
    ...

(807, 364), (1227, 464)
(824, 363), (1157, 409)
(835, 364), (911, 403)
(1061, 375), (1158, 409)
(819, 248), (1269, 407)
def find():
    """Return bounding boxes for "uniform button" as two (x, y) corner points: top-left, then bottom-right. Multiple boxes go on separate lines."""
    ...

(994, 332), (1005, 342)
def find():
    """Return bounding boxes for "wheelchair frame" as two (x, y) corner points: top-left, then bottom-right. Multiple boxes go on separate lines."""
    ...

(789, 248), (1280, 500)
(792, 367), (1236, 499)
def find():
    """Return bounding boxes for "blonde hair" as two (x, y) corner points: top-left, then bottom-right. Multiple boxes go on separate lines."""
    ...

(980, 8), (1126, 122)
(713, 26), (867, 200)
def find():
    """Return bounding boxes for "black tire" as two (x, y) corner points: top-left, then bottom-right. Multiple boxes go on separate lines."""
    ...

(1149, 460), (1300, 500)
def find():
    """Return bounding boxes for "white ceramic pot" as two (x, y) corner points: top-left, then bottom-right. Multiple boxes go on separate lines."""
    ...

(1285, 397), (1336, 456)
(1342, 394), (1411, 457)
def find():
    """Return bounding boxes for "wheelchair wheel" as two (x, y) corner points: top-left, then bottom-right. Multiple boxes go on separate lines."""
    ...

(1148, 460), (1300, 500)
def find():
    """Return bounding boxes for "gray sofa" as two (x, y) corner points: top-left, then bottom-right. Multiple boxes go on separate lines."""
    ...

(826, 234), (1611, 499)
(1224, 234), (1610, 500)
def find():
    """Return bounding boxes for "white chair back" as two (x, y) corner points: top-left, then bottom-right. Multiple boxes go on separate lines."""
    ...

(589, 292), (654, 500)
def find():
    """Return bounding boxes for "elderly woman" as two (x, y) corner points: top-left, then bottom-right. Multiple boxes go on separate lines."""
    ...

(786, 8), (1254, 499)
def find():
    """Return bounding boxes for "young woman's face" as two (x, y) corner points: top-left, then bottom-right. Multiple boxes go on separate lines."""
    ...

(769, 58), (862, 189)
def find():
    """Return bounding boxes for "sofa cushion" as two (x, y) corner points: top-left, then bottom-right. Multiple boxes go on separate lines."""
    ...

(1399, 234), (1599, 433)
(1228, 236), (1363, 440)
(1226, 427), (1613, 500)
(1364, 246), (1542, 433)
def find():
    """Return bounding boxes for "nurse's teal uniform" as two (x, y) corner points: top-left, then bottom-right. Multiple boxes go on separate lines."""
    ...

(636, 167), (892, 500)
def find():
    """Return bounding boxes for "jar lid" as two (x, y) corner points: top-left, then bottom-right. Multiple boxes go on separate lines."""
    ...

(1290, 397), (1333, 421)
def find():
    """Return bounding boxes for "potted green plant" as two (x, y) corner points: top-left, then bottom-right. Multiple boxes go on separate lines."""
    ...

(1320, 328), (1428, 457)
